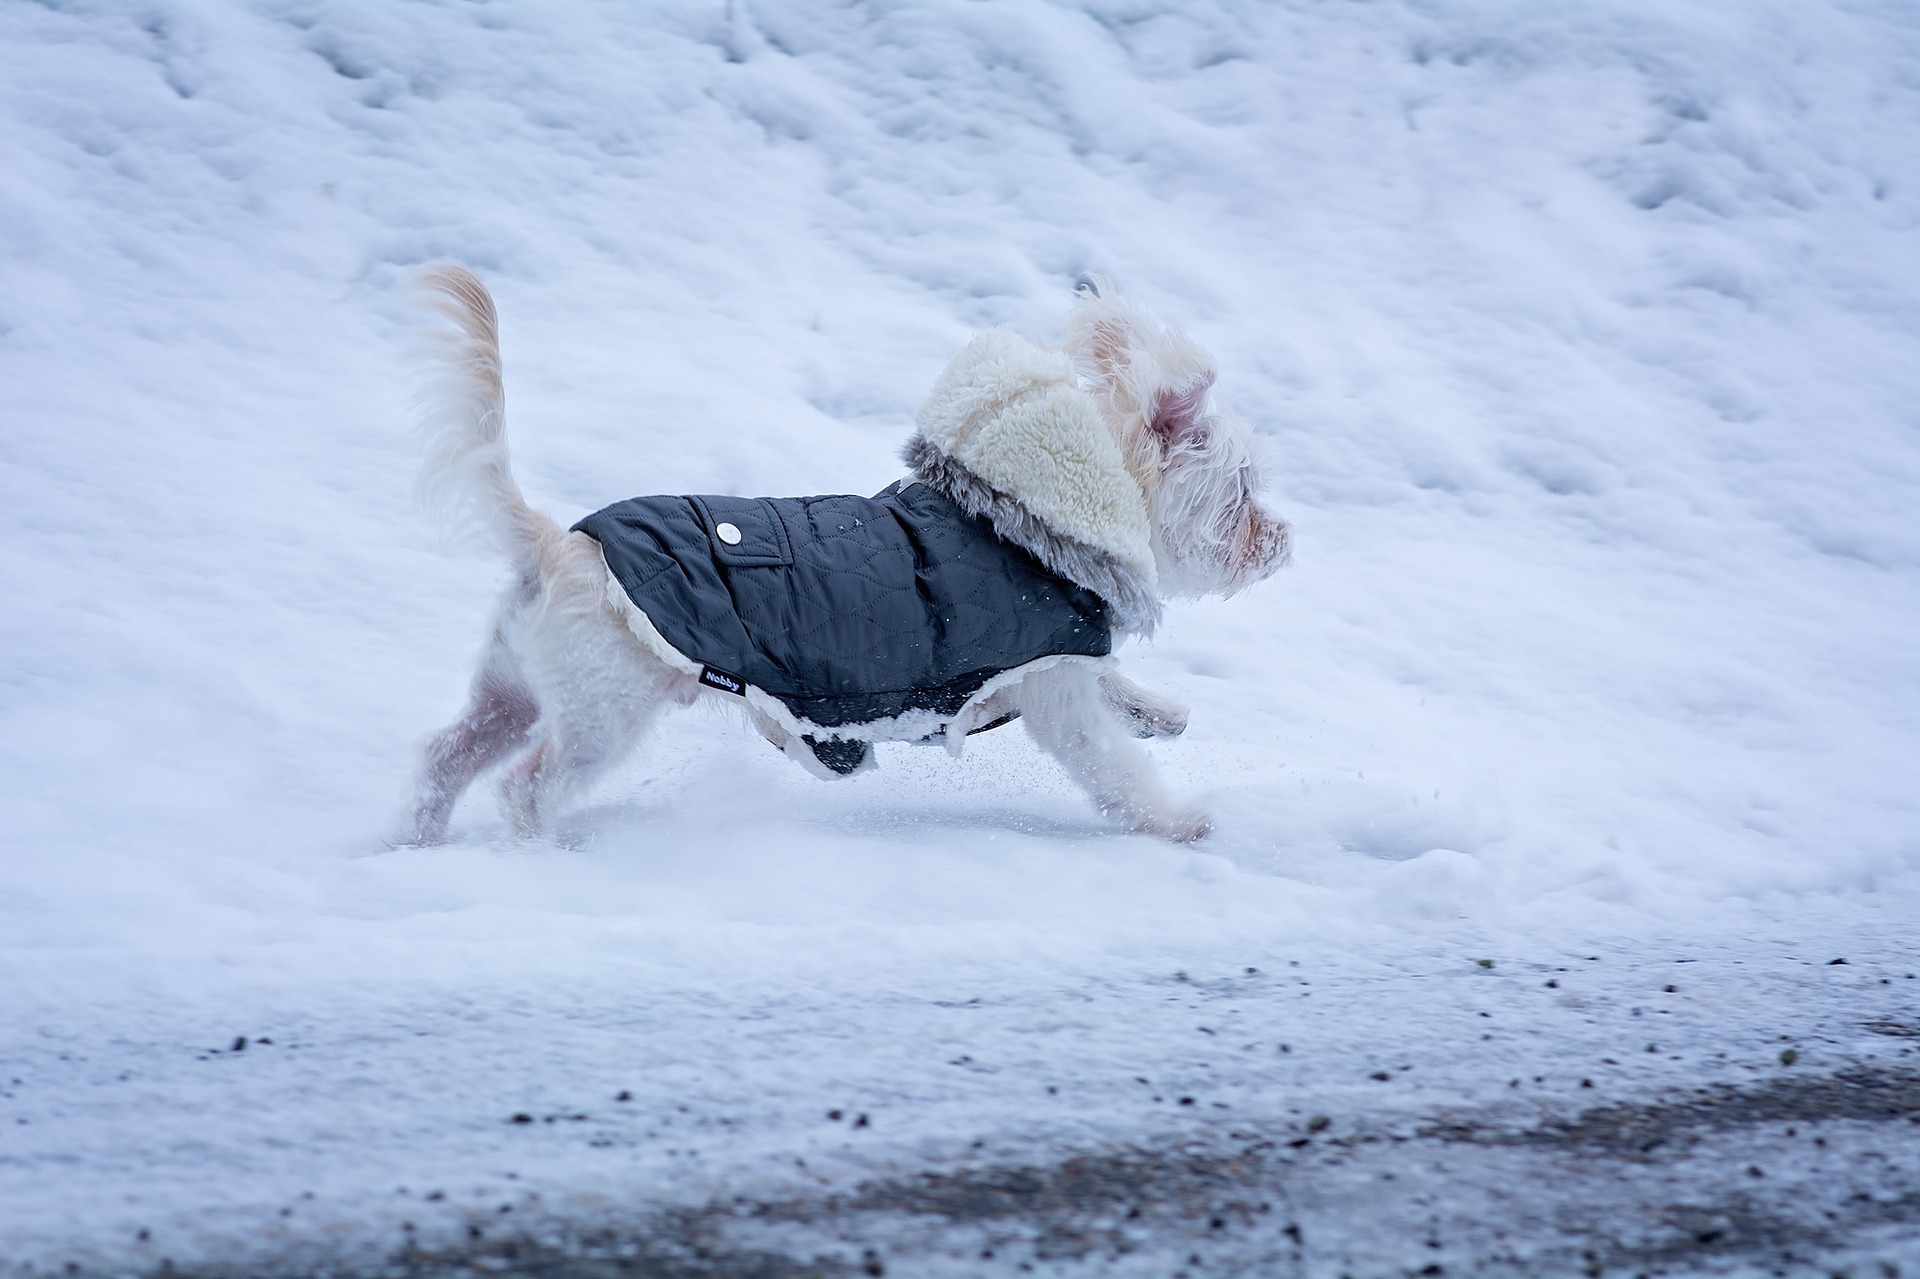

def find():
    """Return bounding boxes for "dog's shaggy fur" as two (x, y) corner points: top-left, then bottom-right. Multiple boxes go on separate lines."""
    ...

(397, 268), (1288, 846)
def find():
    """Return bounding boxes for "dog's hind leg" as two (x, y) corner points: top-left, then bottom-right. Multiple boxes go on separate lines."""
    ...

(498, 695), (664, 838)
(399, 630), (540, 846)
(498, 625), (685, 837)
(1018, 663), (1212, 843)
(501, 725), (637, 839)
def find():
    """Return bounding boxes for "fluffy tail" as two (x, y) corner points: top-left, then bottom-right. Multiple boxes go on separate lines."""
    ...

(413, 264), (561, 579)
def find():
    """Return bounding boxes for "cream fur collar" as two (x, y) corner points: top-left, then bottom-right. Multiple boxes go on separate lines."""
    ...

(903, 331), (1161, 634)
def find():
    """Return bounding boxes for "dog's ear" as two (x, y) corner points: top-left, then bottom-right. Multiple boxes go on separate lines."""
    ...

(1074, 319), (1134, 387)
(1066, 275), (1146, 384)
(1147, 373), (1215, 450)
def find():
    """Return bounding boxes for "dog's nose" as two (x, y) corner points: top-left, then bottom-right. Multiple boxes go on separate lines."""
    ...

(715, 522), (743, 546)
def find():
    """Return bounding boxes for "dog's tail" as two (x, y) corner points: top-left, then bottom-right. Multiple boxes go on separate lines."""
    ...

(413, 264), (563, 580)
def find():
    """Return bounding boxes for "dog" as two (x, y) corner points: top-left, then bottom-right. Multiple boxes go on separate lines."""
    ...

(397, 266), (1289, 846)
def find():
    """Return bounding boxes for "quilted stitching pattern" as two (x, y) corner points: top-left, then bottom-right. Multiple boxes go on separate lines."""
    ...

(574, 483), (1111, 728)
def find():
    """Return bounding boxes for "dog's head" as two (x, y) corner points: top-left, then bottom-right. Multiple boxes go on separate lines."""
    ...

(1063, 278), (1291, 599)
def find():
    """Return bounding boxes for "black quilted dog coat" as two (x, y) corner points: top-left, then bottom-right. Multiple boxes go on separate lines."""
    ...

(573, 480), (1111, 771)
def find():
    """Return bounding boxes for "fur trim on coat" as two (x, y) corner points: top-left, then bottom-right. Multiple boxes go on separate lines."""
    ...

(904, 331), (1162, 634)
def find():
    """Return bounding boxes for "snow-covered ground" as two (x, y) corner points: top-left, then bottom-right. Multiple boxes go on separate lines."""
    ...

(2, 1), (1917, 1274)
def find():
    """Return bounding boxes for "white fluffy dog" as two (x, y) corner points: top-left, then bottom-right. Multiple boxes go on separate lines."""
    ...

(398, 267), (1288, 846)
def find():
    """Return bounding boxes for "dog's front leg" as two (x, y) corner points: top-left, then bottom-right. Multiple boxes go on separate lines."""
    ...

(1099, 671), (1189, 739)
(1019, 663), (1211, 843)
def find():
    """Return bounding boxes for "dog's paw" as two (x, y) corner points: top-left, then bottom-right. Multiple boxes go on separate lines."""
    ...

(385, 813), (448, 849)
(1127, 702), (1189, 739)
(1136, 808), (1213, 843)
(1099, 672), (1190, 739)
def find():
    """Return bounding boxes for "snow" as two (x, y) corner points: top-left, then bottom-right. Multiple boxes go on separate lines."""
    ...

(1, 0), (1917, 1272)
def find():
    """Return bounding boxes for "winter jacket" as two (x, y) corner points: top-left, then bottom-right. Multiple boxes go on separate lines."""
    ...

(580, 330), (1159, 777)
(575, 480), (1111, 760)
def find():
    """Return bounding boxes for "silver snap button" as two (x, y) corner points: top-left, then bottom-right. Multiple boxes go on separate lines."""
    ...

(715, 521), (742, 546)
